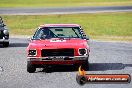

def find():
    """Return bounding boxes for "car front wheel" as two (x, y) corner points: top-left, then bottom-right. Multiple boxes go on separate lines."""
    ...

(74, 61), (89, 71)
(3, 42), (9, 47)
(27, 61), (36, 73)
(82, 60), (89, 71)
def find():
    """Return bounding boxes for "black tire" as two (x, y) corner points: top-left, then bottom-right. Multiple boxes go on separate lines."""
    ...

(74, 61), (89, 71)
(3, 42), (9, 47)
(45, 67), (52, 73)
(82, 60), (89, 71)
(27, 62), (36, 73)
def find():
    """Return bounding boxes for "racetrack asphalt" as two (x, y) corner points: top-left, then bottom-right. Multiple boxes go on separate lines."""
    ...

(0, 38), (132, 88)
(0, 6), (132, 15)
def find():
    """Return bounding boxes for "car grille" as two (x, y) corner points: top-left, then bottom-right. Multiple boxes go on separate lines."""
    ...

(41, 48), (74, 57)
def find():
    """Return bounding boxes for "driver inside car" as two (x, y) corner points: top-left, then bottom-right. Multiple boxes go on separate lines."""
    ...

(40, 28), (55, 39)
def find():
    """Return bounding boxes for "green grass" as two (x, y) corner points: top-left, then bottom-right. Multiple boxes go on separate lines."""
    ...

(2, 12), (132, 41)
(0, 0), (132, 7)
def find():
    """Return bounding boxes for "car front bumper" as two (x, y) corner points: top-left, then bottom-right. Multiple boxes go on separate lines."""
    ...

(0, 39), (9, 43)
(27, 56), (88, 65)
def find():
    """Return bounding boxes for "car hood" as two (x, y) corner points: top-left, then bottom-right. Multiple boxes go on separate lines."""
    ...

(28, 38), (88, 49)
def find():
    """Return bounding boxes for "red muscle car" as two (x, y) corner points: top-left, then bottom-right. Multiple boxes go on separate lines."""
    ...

(26, 24), (90, 73)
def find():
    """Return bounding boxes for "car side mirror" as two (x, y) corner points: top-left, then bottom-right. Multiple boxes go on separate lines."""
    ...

(86, 36), (89, 40)
(84, 36), (89, 40)
(85, 36), (89, 40)
(0, 24), (5, 27)
(28, 36), (33, 41)
(3, 24), (6, 27)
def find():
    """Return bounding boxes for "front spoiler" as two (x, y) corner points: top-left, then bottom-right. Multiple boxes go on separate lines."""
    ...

(27, 56), (88, 65)
(0, 39), (9, 43)
(27, 56), (88, 61)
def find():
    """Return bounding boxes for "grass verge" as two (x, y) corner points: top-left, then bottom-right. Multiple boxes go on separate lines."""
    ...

(0, 0), (132, 7)
(2, 12), (132, 41)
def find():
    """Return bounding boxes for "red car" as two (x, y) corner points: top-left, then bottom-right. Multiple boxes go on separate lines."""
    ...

(26, 24), (90, 73)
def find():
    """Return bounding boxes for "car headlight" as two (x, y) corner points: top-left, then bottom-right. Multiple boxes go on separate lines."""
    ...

(28, 49), (37, 56)
(78, 48), (87, 55)
(3, 30), (9, 35)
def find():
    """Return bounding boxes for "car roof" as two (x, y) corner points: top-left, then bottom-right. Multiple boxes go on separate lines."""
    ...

(39, 24), (80, 28)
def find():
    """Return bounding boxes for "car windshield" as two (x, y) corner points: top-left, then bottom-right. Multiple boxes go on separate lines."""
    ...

(33, 27), (83, 39)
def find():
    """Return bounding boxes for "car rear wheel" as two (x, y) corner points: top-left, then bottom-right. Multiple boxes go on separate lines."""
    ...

(3, 42), (9, 47)
(27, 62), (36, 73)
